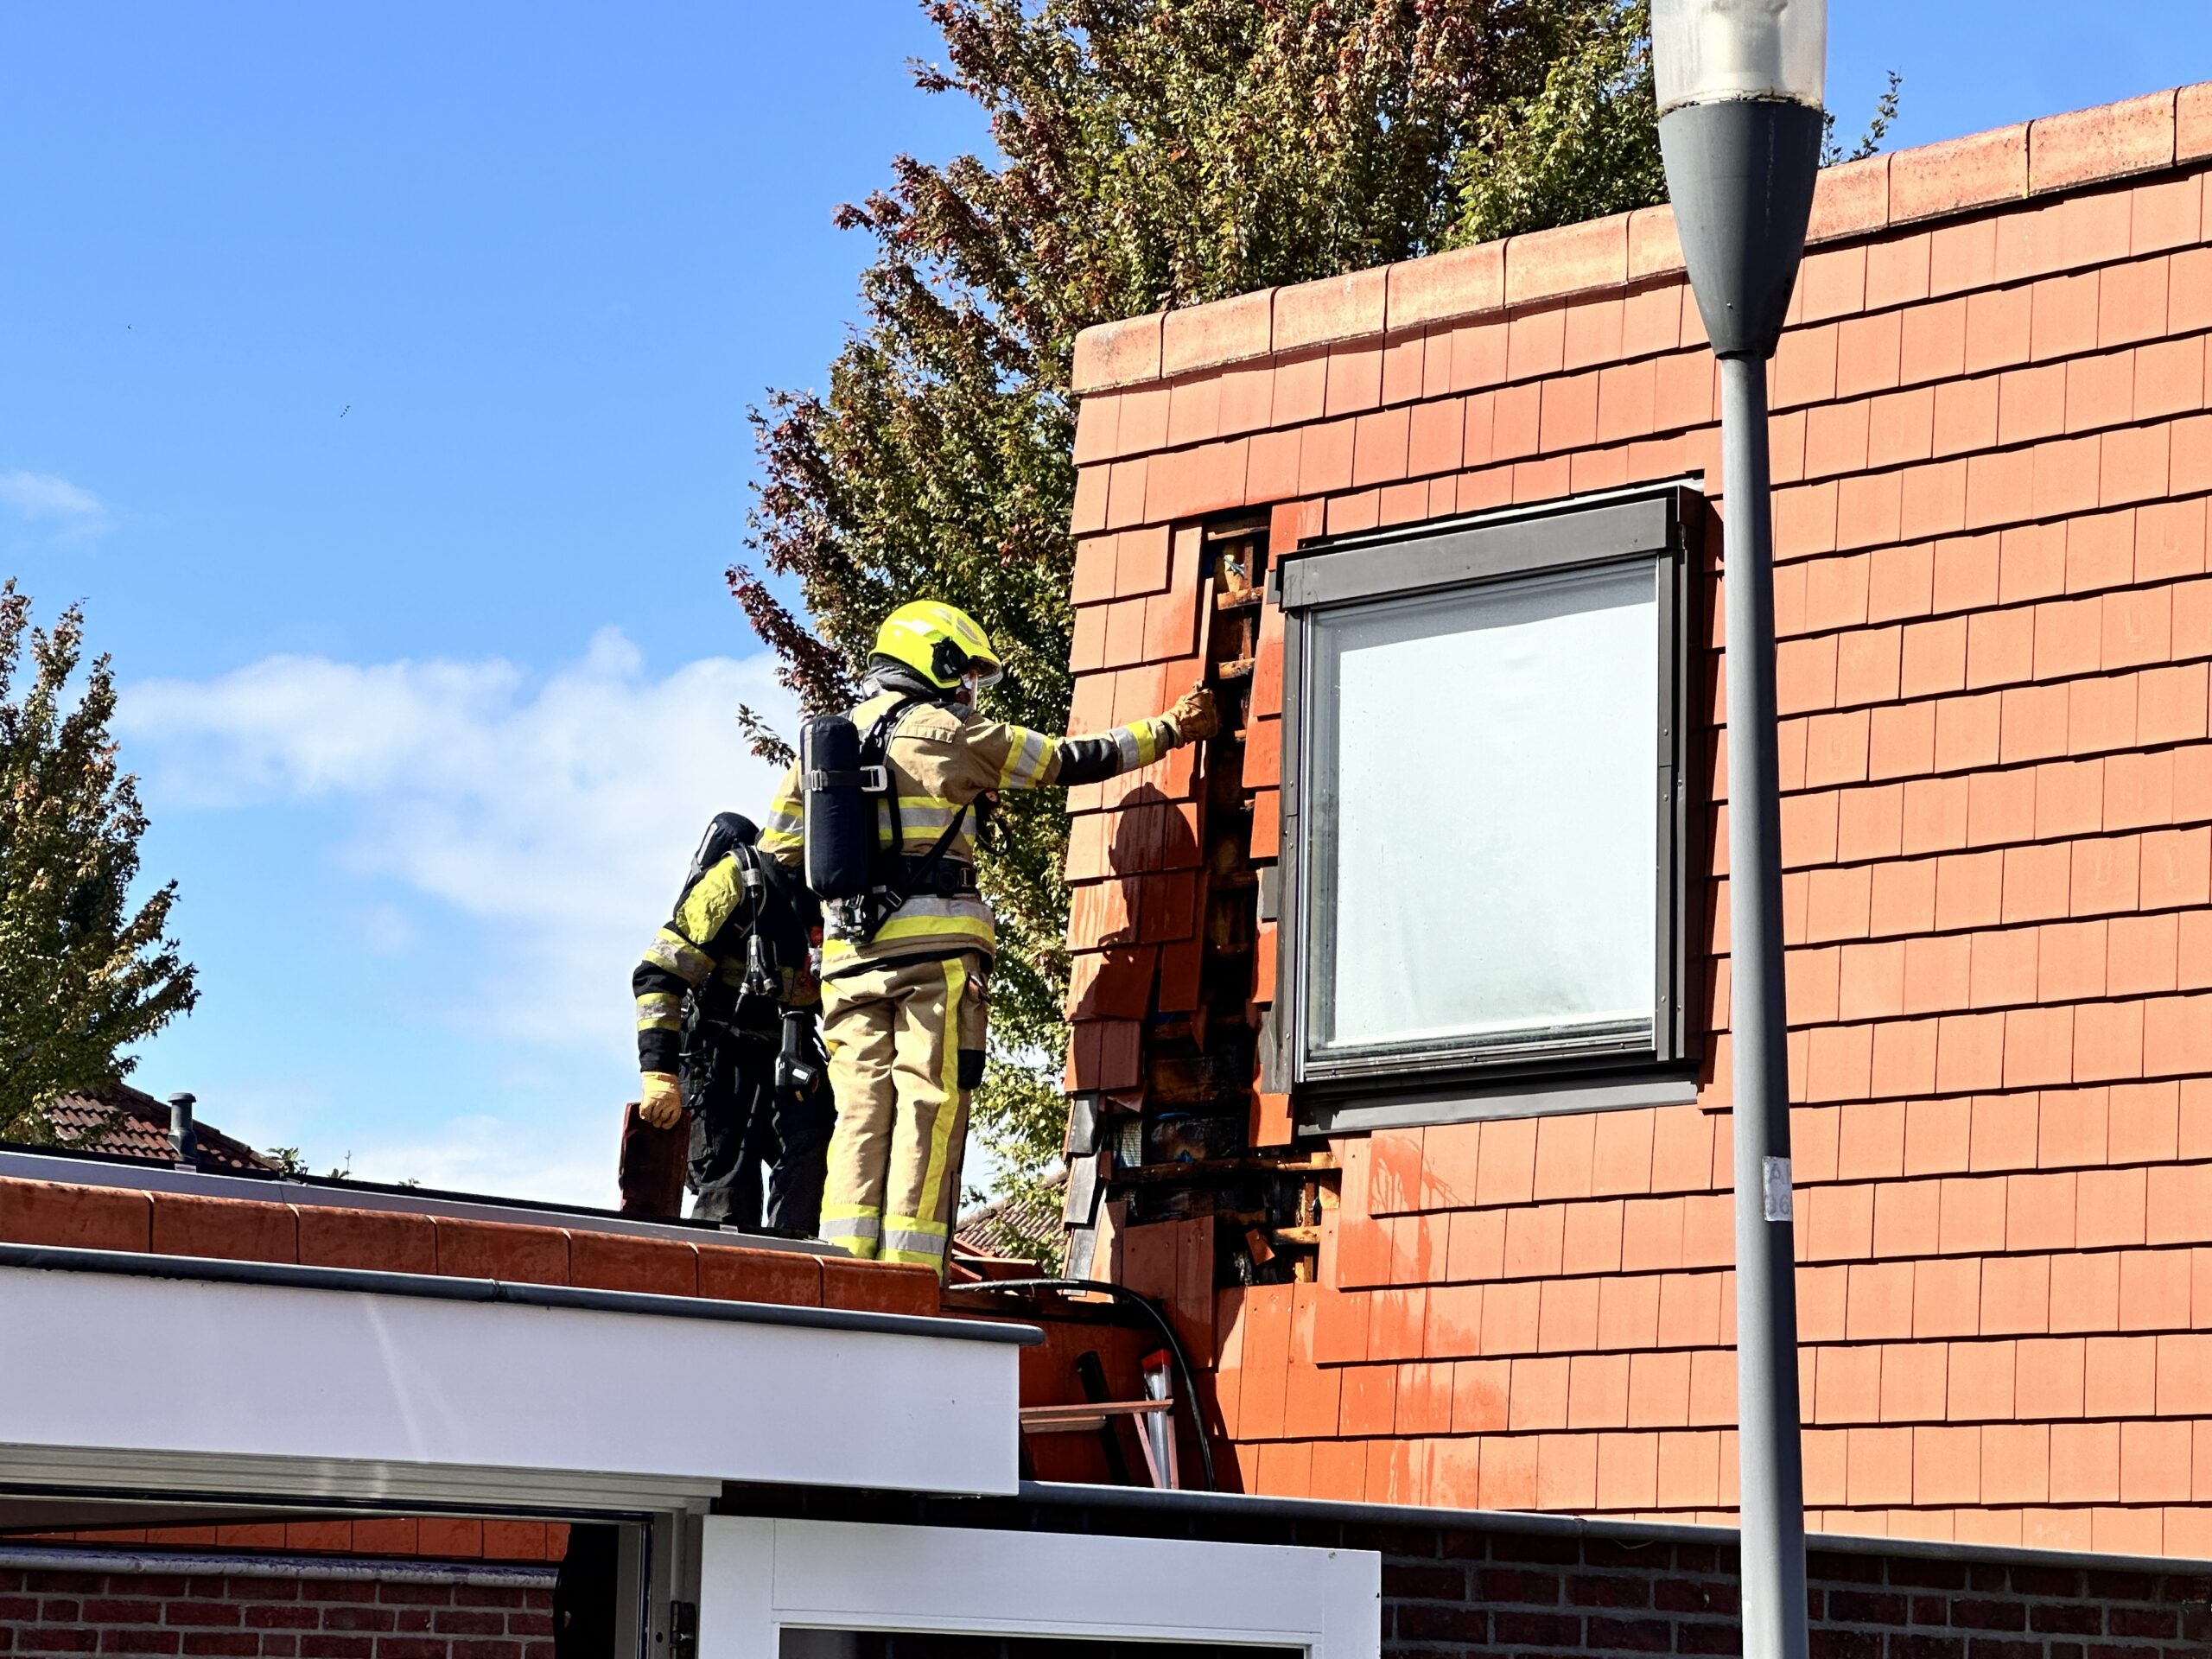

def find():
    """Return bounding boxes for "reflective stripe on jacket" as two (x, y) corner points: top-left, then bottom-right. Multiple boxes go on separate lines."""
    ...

(759, 690), (1177, 970)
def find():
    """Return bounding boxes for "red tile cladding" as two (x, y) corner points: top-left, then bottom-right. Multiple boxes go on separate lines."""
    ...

(1058, 88), (2212, 1535)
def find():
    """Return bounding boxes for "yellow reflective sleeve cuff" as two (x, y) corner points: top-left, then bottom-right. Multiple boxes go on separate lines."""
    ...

(634, 991), (682, 1033)
(996, 728), (1059, 790)
(1127, 718), (1168, 768)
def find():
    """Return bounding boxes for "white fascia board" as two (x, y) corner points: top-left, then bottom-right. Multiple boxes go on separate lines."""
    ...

(0, 1264), (1019, 1503)
(703, 1516), (1382, 1658)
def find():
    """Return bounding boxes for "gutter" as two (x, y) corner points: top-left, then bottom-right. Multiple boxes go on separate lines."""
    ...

(0, 1541), (555, 1586)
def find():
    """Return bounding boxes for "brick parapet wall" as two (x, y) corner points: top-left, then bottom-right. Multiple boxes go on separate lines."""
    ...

(1055, 80), (2212, 1554)
(0, 1562), (555, 1659)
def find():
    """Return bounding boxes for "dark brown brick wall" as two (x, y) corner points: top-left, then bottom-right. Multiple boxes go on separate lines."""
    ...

(0, 1567), (552, 1659)
(1378, 1531), (2212, 1657)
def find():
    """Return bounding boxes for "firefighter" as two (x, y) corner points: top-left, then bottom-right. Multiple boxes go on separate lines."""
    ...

(632, 811), (832, 1234)
(756, 600), (1217, 1274)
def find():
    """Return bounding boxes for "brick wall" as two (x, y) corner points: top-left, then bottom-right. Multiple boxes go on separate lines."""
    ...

(1060, 84), (2212, 1552)
(0, 1562), (554, 1659)
(1374, 1531), (2211, 1658)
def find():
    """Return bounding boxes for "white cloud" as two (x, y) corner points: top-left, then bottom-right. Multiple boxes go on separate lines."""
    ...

(0, 469), (109, 532)
(118, 630), (798, 1055)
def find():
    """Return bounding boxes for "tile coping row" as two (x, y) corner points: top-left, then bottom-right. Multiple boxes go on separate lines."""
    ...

(1074, 86), (2212, 391)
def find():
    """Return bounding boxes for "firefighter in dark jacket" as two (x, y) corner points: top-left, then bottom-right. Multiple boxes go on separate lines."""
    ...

(631, 812), (832, 1233)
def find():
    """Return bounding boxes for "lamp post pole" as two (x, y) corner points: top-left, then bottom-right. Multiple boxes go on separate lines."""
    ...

(1715, 340), (1808, 1659)
(1650, 4), (1827, 1656)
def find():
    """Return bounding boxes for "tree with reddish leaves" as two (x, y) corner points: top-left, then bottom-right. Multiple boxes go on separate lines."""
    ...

(734, 0), (1668, 1212)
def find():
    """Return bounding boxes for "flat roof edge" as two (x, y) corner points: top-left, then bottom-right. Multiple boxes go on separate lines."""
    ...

(1018, 1481), (2212, 1579)
(0, 1243), (1041, 1347)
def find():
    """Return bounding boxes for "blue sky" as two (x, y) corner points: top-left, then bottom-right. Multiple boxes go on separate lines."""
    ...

(3, 3), (2207, 1204)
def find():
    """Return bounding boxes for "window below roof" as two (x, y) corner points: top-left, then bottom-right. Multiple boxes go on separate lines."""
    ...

(1271, 485), (1705, 1130)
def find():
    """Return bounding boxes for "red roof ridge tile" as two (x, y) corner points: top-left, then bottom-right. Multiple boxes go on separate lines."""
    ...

(1072, 82), (2209, 393)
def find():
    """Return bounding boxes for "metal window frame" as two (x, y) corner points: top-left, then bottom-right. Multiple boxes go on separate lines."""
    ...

(1273, 481), (1705, 1131)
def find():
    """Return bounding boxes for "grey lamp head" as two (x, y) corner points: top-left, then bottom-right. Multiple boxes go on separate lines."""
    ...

(1652, 0), (1829, 360)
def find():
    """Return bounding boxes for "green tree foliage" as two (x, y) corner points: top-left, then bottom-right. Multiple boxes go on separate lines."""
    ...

(731, 0), (1883, 1205)
(0, 582), (196, 1141)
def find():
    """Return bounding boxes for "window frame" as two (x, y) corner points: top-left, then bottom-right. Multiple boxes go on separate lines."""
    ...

(702, 1516), (1381, 1658)
(1269, 482), (1706, 1132)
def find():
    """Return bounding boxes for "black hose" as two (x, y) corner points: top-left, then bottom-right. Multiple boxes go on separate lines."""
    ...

(941, 1275), (1217, 1492)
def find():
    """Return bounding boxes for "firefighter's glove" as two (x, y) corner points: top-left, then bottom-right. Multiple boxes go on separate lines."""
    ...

(1164, 684), (1219, 745)
(638, 1071), (685, 1129)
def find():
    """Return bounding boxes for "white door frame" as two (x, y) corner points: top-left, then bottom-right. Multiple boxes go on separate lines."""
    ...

(700, 1516), (1381, 1658)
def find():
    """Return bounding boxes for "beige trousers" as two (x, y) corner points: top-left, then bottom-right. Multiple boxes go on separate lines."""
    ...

(817, 952), (988, 1272)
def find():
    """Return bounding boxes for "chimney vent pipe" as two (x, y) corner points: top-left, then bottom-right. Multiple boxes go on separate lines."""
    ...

(166, 1093), (197, 1167)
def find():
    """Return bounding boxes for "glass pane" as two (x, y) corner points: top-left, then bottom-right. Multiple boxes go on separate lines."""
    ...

(1303, 559), (1660, 1065)
(782, 1633), (1303, 1659)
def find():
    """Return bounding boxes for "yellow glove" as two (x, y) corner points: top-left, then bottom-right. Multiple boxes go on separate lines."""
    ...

(638, 1071), (685, 1129)
(1163, 684), (1219, 744)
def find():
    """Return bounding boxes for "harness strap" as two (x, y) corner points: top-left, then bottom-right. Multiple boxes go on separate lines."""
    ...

(856, 697), (974, 942)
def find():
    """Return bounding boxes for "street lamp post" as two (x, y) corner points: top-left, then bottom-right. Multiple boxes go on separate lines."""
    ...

(1651, 4), (1827, 1658)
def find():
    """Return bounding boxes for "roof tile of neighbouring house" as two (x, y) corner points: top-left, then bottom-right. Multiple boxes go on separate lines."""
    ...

(955, 1173), (1066, 1264)
(1071, 84), (2212, 392)
(29, 1083), (273, 1173)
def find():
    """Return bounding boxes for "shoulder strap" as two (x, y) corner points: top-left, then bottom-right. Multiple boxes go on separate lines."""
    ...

(861, 697), (918, 865)
(853, 696), (975, 939)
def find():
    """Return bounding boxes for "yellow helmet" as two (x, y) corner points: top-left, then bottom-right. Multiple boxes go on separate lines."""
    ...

(872, 601), (1006, 692)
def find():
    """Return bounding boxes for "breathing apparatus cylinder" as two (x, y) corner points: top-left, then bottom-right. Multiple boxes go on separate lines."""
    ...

(800, 714), (875, 901)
